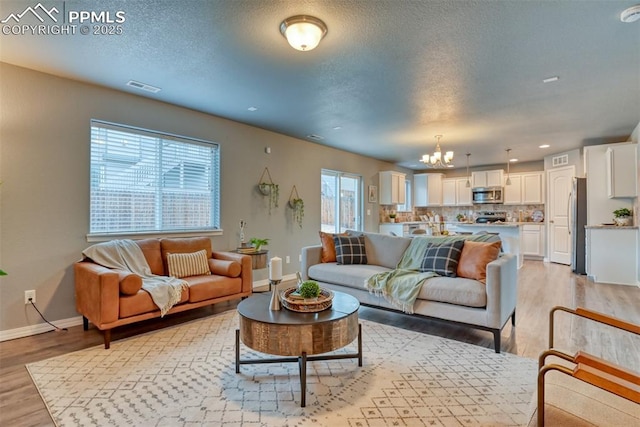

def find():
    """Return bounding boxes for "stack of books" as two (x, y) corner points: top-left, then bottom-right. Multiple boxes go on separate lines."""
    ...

(236, 245), (256, 254)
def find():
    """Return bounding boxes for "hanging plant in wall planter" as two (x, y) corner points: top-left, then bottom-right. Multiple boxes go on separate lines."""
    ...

(257, 167), (279, 214)
(288, 185), (304, 228)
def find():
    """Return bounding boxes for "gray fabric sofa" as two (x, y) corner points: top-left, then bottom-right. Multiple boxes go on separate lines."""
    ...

(300, 231), (518, 352)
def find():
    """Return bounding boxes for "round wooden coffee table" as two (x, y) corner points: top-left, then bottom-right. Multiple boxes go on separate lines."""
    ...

(235, 291), (362, 407)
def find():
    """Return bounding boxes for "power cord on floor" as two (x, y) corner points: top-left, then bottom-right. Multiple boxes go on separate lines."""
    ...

(27, 298), (68, 332)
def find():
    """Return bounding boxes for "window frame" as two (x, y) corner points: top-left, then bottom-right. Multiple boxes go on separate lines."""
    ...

(320, 169), (363, 233)
(87, 120), (221, 241)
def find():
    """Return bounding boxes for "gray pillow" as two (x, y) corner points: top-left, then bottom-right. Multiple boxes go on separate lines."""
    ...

(334, 235), (368, 265)
(419, 240), (464, 277)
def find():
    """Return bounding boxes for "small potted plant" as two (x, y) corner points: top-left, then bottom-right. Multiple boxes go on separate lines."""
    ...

(249, 237), (269, 252)
(298, 280), (321, 300)
(613, 208), (633, 226)
(388, 212), (397, 223)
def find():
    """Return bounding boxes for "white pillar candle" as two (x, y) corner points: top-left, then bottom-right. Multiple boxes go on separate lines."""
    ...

(269, 256), (282, 281)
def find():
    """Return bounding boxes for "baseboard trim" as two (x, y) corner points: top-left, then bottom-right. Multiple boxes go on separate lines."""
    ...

(0, 316), (84, 342)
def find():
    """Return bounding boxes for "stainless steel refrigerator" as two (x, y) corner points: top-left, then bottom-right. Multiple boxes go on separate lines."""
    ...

(570, 177), (587, 274)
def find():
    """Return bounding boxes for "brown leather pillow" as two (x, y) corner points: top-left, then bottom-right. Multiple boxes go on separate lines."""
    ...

(456, 240), (502, 284)
(319, 231), (347, 263)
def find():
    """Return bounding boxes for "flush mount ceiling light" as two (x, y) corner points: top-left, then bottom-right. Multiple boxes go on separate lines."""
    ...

(419, 135), (454, 168)
(621, 5), (640, 22)
(280, 15), (328, 51)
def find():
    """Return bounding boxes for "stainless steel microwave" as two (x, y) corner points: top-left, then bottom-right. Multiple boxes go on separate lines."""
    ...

(472, 186), (504, 204)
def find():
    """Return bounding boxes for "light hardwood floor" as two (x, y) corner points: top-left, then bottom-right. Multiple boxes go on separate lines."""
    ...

(1, 260), (639, 426)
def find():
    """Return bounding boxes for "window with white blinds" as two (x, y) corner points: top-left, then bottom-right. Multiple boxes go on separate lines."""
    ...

(89, 120), (220, 236)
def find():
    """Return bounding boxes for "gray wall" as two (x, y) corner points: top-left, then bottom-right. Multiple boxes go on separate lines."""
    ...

(0, 63), (398, 332)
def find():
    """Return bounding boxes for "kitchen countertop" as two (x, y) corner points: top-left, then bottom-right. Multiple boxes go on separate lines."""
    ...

(584, 224), (638, 229)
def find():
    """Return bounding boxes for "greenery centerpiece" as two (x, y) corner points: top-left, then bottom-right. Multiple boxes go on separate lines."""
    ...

(613, 208), (633, 226)
(298, 280), (321, 299)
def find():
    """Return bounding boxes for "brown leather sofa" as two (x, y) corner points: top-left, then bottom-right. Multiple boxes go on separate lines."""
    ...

(75, 237), (252, 349)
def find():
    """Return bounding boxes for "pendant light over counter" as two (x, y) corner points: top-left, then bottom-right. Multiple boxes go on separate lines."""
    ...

(505, 148), (512, 185)
(465, 153), (471, 188)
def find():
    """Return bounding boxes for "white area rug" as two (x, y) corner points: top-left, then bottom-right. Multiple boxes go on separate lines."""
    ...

(27, 310), (538, 426)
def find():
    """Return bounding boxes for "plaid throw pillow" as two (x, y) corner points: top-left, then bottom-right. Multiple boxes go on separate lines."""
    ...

(419, 240), (464, 277)
(334, 235), (368, 265)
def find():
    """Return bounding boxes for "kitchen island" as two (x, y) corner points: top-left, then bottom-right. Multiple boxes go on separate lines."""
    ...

(447, 222), (525, 268)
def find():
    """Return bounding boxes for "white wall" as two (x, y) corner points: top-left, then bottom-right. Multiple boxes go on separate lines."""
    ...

(0, 63), (402, 333)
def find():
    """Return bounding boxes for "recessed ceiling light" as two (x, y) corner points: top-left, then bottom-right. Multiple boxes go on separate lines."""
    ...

(332, 126), (342, 130)
(126, 80), (161, 93)
(621, 5), (640, 23)
(539, 144), (550, 148)
(247, 106), (258, 112)
(509, 158), (518, 162)
(543, 76), (559, 83)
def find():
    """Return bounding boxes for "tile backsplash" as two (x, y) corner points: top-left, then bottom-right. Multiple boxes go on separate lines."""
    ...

(381, 204), (545, 223)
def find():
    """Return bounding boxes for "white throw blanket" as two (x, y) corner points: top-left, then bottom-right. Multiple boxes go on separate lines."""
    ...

(82, 239), (187, 316)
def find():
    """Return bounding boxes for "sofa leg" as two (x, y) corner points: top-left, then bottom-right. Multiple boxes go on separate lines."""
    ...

(511, 309), (516, 326)
(493, 330), (501, 353)
(103, 329), (111, 350)
(83, 316), (89, 331)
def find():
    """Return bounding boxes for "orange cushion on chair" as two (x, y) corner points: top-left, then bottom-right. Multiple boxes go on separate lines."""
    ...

(456, 240), (501, 284)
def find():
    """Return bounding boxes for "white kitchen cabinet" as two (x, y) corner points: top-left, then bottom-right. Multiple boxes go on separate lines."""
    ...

(456, 178), (472, 206)
(504, 172), (544, 205)
(503, 175), (522, 205)
(443, 178), (472, 206)
(442, 178), (457, 206)
(414, 173), (443, 206)
(522, 172), (544, 204)
(606, 144), (637, 198)
(379, 171), (406, 205)
(472, 169), (504, 188)
(522, 224), (545, 257)
(586, 227), (638, 286)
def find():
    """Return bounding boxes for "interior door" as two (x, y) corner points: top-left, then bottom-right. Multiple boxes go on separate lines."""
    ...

(547, 166), (574, 264)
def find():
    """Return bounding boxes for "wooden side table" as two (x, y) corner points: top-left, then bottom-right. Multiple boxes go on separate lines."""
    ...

(233, 249), (268, 269)
(235, 291), (362, 407)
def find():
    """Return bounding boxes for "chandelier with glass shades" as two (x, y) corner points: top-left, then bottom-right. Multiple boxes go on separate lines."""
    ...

(419, 135), (454, 168)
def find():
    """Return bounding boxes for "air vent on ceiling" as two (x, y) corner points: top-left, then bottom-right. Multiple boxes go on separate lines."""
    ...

(552, 154), (569, 167)
(307, 134), (324, 141)
(126, 80), (161, 93)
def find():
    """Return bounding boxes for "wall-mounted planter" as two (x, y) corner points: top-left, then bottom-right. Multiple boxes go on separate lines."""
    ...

(257, 167), (279, 213)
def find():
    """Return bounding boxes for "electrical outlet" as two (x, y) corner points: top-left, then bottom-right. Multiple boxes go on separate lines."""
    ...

(285, 256), (290, 264)
(25, 290), (36, 305)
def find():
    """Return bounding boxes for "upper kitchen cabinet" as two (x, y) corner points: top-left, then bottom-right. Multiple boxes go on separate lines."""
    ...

(379, 171), (406, 205)
(414, 173), (443, 206)
(504, 172), (544, 205)
(443, 177), (472, 206)
(472, 169), (504, 188)
(606, 144), (637, 198)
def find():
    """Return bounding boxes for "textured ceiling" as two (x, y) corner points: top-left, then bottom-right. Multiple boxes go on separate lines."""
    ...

(1, 0), (639, 169)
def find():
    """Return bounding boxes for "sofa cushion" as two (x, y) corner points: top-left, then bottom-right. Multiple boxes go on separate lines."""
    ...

(161, 237), (212, 272)
(209, 259), (241, 277)
(334, 235), (367, 265)
(354, 231), (411, 269)
(457, 240), (502, 284)
(419, 240), (464, 277)
(185, 275), (242, 302)
(308, 263), (390, 290)
(418, 276), (487, 308)
(319, 231), (347, 263)
(167, 250), (211, 278)
(136, 238), (164, 275)
(119, 286), (189, 319)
